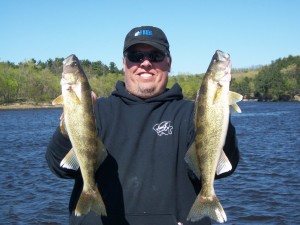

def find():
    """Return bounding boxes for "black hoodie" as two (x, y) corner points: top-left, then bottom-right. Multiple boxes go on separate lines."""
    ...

(46, 81), (239, 225)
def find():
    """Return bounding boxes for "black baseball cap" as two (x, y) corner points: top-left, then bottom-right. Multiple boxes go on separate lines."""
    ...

(123, 26), (170, 54)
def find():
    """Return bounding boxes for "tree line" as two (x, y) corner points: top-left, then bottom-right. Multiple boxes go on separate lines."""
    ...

(0, 55), (299, 104)
(0, 58), (122, 104)
(231, 55), (300, 101)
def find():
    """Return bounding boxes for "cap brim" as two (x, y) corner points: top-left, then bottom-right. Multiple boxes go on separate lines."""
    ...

(123, 40), (167, 53)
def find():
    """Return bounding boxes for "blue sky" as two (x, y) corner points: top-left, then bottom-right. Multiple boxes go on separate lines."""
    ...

(0, 0), (299, 74)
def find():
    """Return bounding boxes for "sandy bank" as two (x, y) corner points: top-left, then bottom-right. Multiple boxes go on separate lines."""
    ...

(0, 103), (62, 110)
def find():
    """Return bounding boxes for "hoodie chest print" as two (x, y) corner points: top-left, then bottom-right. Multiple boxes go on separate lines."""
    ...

(153, 121), (173, 136)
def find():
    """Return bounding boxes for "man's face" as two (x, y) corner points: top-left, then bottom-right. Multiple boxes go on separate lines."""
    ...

(123, 44), (171, 99)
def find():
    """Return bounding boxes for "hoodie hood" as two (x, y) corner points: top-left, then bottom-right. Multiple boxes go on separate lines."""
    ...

(111, 81), (183, 105)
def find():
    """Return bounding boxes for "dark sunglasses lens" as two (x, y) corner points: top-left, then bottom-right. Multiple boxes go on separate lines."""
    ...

(127, 52), (144, 62)
(150, 52), (165, 62)
(126, 51), (165, 63)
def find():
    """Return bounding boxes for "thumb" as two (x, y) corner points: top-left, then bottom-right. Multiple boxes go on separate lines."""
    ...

(91, 91), (97, 105)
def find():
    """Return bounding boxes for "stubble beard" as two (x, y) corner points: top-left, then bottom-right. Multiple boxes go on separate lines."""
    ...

(137, 86), (155, 98)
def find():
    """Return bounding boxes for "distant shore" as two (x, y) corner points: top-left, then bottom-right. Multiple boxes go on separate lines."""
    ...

(1, 98), (299, 110)
(0, 103), (62, 110)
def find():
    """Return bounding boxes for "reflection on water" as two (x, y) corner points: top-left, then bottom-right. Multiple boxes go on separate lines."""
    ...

(0, 103), (299, 224)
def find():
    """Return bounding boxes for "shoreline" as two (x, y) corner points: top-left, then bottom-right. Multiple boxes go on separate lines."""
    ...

(0, 103), (62, 110)
(1, 98), (299, 110)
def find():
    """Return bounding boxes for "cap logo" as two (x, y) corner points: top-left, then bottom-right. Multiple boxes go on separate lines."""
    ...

(134, 29), (153, 37)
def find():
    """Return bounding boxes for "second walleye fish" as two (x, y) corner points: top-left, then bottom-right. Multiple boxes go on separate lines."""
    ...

(185, 50), (242, 223)
(53, 54), (107, 216)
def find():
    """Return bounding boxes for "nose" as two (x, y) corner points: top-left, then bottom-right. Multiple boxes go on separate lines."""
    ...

(140, 58), (152, 68)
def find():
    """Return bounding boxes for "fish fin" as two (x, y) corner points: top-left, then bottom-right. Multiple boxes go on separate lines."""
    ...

(67, 91), (81, 105)
(75, 187), (107, 217)
(228, 91), (243, 113)
(184, 142), (201, 179)
(228, 91), (243, 105)
(60, 148), (80, 170)
(216, 150), (232, 175)
(187, 194), (227, 223)
(52, 95), (64, 105)
(230, 103), (242, 113)
(72, 94), (81, 104)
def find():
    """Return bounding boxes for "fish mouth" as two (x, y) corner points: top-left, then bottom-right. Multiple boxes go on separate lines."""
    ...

(63, 54), (81, 75)
(216, 50), (230, 62)
(63, 54), (78, 65)
(213, 52), (232, 85)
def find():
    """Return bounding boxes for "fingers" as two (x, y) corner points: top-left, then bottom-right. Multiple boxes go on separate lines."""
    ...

(91, 91), (97, 105)
(59, 113), (69, 137)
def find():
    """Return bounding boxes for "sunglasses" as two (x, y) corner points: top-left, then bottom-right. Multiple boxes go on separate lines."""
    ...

(125, 51), (167, 63)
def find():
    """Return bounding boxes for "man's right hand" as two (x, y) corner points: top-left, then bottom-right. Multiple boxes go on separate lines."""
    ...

(59, 113), (69, 137)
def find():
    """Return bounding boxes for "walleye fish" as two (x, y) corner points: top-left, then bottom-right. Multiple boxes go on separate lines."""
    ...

(185, 50), (243, 223)
(52, 54), (107, 216)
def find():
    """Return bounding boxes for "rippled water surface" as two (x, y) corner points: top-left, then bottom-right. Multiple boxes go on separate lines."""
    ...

(1, 102), (299, 224)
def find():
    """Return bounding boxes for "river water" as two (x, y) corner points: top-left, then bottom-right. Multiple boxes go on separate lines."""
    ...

(0, 102), (299, 225)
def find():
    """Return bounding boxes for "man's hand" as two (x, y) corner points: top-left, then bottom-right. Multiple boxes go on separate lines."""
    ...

(59, 113), (69, 137)
(91, 91), (97, 105)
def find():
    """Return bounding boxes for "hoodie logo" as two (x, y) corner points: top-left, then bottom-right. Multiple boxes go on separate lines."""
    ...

(153, 121), (173, 136)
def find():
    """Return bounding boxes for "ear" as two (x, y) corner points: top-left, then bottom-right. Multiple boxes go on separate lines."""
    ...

(122, 57), (126, 71)
(167, 55), (172, 72)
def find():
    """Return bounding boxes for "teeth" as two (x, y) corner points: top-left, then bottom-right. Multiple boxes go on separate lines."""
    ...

(140, 74), (152, 78)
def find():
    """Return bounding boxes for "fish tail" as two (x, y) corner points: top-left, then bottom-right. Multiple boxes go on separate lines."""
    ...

(187, 194), (227, 223)
(75, 187), (107, 217)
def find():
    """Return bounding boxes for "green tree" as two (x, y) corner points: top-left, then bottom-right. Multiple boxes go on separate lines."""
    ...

(81, 59), (93, 75)
(231, 77), (252, 99)
(46, 58), (64, 74)
(254, 55), (300, 101)
(109, 62), (119, 73)
(0, 63), (19, 103)
(91, 61), (109, 76)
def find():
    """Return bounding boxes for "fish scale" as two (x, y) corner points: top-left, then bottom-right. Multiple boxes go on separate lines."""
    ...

(52, 54), (108, 217)
(185, 50), (243, 223)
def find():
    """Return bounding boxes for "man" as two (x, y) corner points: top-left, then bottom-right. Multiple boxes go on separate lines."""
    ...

(46, 26), (239, 225)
